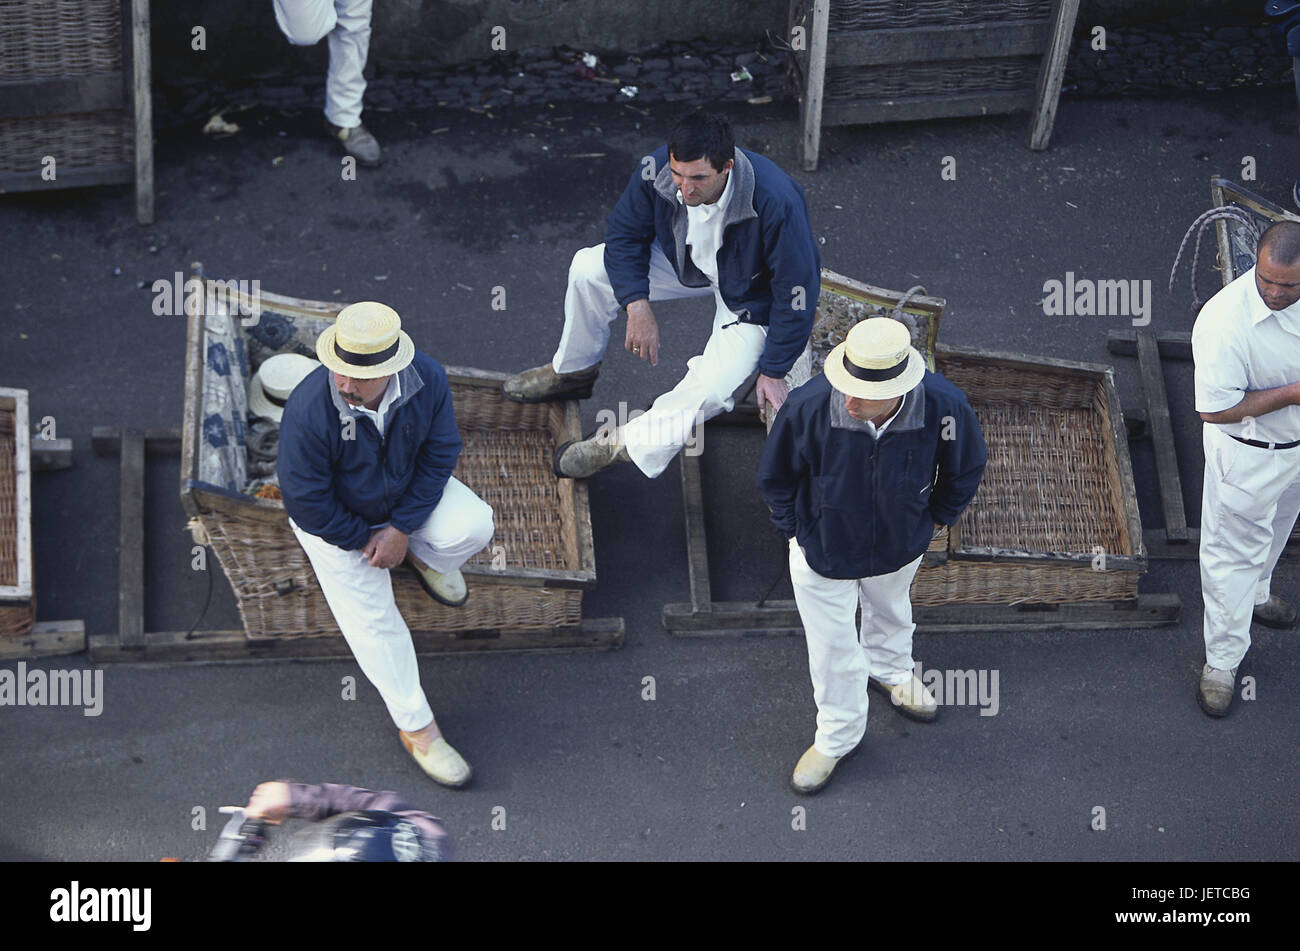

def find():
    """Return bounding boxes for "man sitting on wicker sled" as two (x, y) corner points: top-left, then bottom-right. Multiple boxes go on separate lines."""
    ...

(501, 111), (821, 480)
(278, 302), (494, 788)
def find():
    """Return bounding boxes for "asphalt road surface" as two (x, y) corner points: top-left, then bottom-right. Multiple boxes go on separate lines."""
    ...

(1, 84), (1298, 865)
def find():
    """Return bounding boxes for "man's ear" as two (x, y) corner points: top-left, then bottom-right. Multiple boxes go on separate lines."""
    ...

(722, 159), (734, 174)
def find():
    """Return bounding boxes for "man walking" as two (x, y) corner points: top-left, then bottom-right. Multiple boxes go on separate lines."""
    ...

(278, 301), (495, 785)
(272, 0), (382, 165)
(1192, 220), (1300, 716)
(502, 111), (820, 479)
(757, 318), (986, 793)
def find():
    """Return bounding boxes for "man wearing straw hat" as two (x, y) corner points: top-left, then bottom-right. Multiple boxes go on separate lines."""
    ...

(278, 302), (495, 787)
(1193, 220), (1300, 717)
(757, 318), (986, 794)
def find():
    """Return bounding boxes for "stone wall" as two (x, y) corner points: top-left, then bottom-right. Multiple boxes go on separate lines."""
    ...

(158, 0), (1251, 78)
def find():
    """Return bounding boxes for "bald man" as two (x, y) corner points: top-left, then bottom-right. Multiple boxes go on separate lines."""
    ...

(1192, 220), (1300, 716)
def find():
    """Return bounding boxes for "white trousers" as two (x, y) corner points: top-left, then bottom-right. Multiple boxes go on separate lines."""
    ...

(552, 243), (768, 478)
(789, 539), (924, 758)
(273, 0), (373, 128)
(1200, 424), (1300, 669)
(290, 476), (495, 731)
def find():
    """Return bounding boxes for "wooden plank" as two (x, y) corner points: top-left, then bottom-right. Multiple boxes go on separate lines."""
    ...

(0, 164), (134, 194)
(1106, 329), (1192, 361)
(131, 0), (154, 225)
(1144, 526), (1300, 561)
(1027, 0), (1081, 150)
(1210, 176), (1235, 288)
(0, 388), (32, 602)
(936, 342), (1116, 378)
(564, 399), (597, 580)
(1136, 331), (1188, 543)
(822, 90), (1036, 128)
(662, 594), (1179, 636)
(443, 365), (511, 386)
(0, 76), (124, 119)
(30, 437), (74, 471)
(179, 263), (208, 518)
(1101, 367), (1147, 563)
(947, 548), (1145, 571)
(679, 452), (713, 613)
(87, 617), (625, 664)
(827, 21), (1050, 68)
(93, 426), (181, 456)
(118, 430), (145, 648)
(0, 621), (86, 661)
(799, 0), (829, 171)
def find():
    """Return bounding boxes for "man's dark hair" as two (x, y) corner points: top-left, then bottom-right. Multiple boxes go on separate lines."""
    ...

(669, 112), (735, 173)
(1258, 221), (1300, 267)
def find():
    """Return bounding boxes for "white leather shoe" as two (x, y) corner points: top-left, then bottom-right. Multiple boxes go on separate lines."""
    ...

(408, 559), (469, 607)
(791, 745), (845, 795)
(870, 674), (938, 722)
(400, 732), (473, 788)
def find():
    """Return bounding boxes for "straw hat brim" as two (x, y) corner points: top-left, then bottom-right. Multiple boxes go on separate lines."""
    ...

(247, 373), (287, 422)
(316, 324), (415, 379)
(823, 341), (925, 401)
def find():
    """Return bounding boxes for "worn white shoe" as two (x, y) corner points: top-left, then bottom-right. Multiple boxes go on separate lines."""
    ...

(791, 745), (847, 795)
(869, 674), (938, 722)
(407, 557), (469, 607)
(552, 433), (631, 479)
(1197, 664), (1238, 718)
(400, 731), (472, 788)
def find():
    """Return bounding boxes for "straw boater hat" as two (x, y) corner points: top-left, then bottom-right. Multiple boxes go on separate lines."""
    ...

(316, 301), (415, 379)
(248, 353), (320, 421)
(823, 317), (925, 401)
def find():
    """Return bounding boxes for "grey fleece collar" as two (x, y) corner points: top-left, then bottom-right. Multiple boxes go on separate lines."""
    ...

(653, 148), (759, 281)
(329, 360), (426, 425)
(829, 382), (927, 436)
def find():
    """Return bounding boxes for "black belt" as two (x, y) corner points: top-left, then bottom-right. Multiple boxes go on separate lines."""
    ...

(1230, 434), (1300, 450)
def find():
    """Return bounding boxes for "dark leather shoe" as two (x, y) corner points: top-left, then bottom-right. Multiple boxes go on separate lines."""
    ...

(1253, 595), (1296, 629)
(1197, 664), (1237, 718)
(553, 434), (630, 478)
(325, 120), (381, 166)
(503, 363), (600, 403)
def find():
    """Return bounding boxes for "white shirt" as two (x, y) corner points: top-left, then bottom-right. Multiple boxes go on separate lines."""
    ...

(1193, 266), (1300, 444)
(680, 166), (734, 286)
(867, 392), (906, 438)
(351, 374), (400, 439)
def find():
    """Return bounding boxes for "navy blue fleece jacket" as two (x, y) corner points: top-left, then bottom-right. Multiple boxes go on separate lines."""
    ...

(757, 371), (987, 579)
(603, 144), (820, 378)
(277, 352), (461, 550)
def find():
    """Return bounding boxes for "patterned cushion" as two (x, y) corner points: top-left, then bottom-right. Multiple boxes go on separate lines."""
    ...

(198, 292), (250, 492)
(245, 306), (334, 370)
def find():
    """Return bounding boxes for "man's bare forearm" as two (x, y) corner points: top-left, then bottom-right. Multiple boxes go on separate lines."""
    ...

(1200, 383), (1300, 424)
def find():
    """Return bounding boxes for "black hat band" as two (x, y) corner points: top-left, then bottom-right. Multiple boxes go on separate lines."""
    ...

(843, 351), (907, 382)
(335, 338), (399, 367)
(258, 383), (288, 408)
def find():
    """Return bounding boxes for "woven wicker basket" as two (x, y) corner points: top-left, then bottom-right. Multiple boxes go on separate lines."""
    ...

(180, 271), (595, 639)
(798, 271), (1145, 605)
(828, 0), (1052, 30)
(0, 389), (35, 638)
(0, 0), (132, 174)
